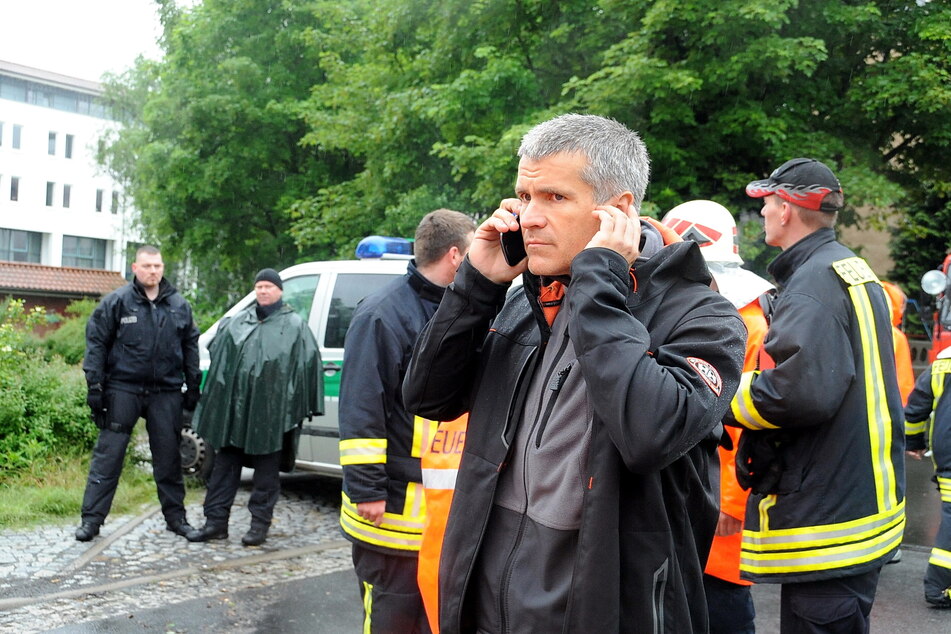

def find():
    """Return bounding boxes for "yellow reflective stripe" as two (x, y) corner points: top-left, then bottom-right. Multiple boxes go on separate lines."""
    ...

(422, 467), (459, 490)
(341, 511), (424, 550)
(930, 548), (951, 570)
(740, 516), (903, 575)
(405, 480), (427, 521)
(339, 438), (388, 465)
(938, 477), (951, 504)
(847, 279), (898, 510)
(730, 371), (778, 430)
(341, 491), (426, 530)
(905, 420), (926, 436)
(340, 489), (425, 552)
(758, 494), (777, 533)
(362, 581), (373, 634)
(412, 416), (439, 458)
(743, 501), (904, 552)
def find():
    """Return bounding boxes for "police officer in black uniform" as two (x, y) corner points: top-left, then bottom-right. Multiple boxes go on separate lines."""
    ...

(76, 245), (201, 541)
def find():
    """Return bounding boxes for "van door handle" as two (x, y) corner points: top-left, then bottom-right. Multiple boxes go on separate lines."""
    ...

(322, 362), (342, 376)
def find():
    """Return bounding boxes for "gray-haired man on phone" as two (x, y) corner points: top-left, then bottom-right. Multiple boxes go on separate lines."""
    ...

(403, 114), (746, 632)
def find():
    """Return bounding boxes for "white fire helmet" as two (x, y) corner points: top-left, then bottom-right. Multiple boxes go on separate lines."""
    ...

(662, 200), (742, 264)
(662, 200), (774, 309)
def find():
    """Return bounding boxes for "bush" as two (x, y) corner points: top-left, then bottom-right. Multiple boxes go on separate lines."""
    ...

(37, 299), (97, 365)
(0, 300), (95, 479)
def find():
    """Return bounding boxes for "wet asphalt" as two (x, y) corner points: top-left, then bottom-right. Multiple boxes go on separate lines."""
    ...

(0, 457), (948, 633)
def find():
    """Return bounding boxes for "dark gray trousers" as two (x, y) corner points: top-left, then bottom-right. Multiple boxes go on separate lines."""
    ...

(202, 447), (281, 529)
(81, 389), (186, 526)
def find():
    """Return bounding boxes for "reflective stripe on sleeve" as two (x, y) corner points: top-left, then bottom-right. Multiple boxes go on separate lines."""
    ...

(905, 420), (927, 437)
(938, 476), (951, 504)
(730, 371), (778, 430)
(339, 438), (387, 465)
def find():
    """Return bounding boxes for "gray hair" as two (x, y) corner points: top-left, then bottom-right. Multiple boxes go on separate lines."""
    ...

(517, 113), (650, 211)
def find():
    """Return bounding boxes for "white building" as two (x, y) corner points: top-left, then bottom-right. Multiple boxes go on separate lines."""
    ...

(0, 60), (139, 276)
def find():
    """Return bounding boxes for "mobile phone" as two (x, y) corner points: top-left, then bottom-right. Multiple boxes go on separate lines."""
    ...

(500, 217), (526, 266)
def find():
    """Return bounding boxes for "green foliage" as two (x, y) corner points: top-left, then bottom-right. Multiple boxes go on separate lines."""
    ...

(99, 0), (951, 311)
(36, 299), (97, 365)
(0, 300), (95, 478)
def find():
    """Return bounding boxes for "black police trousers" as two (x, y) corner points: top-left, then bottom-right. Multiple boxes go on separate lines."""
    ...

(81, 389), (187, 527)
(202, 447), (281, 529)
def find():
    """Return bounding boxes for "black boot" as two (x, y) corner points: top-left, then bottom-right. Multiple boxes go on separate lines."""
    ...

(186, 523), (229, 542)
(166, 519), (196, 538)
(75, 522), (100, 542)
(241, 524), (268, 546)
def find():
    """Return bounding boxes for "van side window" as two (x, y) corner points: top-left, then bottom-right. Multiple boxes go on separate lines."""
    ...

(281, 275), (320, 322)
(325, 273), (400, 349)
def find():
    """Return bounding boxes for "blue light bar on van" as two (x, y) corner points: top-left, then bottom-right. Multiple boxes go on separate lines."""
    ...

(355, 236), (413, 259)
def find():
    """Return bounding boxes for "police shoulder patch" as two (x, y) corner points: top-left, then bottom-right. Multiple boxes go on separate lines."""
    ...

(687, 357), (722, 396)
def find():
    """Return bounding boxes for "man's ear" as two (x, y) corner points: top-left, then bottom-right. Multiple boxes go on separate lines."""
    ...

(780, 202), (792, 226)
(615, 191), (636, 215)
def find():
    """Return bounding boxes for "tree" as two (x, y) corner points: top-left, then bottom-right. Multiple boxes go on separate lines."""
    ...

(100, 0), (344, 309)
(102, 0), (951, 310)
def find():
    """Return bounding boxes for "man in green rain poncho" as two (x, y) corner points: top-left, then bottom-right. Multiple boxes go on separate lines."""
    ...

(188, 268), (324, 546)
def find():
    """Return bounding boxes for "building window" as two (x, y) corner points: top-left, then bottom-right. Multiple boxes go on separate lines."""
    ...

(48, 131), (57, 155)
(63, 184), (71, 208)
(46, 182), (55, 206)
(0, 229), (42, 263)
(95, 189), (103, 212)
(0, 121), (4, 146)
(10, 176), (19, 201)
(111, 191), (119, 214)
(65, 134), (74, 159)
(62, 235), (106, 269)
(12, 124), (22, 149)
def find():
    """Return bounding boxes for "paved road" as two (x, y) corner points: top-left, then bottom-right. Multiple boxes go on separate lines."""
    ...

(0, 458), (947, 633)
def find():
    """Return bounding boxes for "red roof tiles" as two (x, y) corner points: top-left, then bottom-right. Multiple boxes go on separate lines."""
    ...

(0, 261), (126, 296)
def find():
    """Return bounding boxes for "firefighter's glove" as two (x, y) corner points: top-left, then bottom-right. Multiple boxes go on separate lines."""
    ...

(87, 385), (107, 429)
(736, 431), (787, 495)
(183, 388), (201, 412)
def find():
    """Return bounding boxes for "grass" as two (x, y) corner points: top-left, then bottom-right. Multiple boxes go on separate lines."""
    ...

(0, 429), (206, 530)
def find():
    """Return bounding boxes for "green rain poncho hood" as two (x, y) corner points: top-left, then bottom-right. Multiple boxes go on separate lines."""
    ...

(194, 304), (323, 454)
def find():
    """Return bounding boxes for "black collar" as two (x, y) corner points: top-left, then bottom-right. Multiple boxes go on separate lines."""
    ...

(407, 259), (446, 304)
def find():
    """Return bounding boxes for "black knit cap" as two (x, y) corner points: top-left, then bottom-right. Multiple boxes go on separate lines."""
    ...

(254, 268), (283, 289)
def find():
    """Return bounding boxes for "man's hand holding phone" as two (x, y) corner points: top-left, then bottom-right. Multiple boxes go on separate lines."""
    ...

(586, 203), (641, 266)
(468, 198), (528, 283)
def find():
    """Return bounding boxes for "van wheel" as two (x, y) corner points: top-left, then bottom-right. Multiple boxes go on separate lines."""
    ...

(180, 427), (215, 483)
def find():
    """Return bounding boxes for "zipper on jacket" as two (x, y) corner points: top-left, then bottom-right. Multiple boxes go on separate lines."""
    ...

(498, 330), (571, 632)
(535, 363), (573, 448)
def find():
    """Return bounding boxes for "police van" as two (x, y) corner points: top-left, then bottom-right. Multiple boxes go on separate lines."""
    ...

(180, 236), (414, 480)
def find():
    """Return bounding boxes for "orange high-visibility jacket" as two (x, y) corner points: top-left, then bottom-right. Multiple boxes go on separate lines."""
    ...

(704, 300), (770, 585)
(417, 414), (468, 634)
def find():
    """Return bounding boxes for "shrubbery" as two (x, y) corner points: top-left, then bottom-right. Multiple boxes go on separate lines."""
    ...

(39, 299), (97, 365)
(0, 299), (95, 478)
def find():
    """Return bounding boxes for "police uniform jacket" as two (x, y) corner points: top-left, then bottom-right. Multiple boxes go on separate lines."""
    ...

(83, 278), (200, 394)
(725, 227), (905, 583)
(403, 242), (746, 633)
(339, 261), (445, 555)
